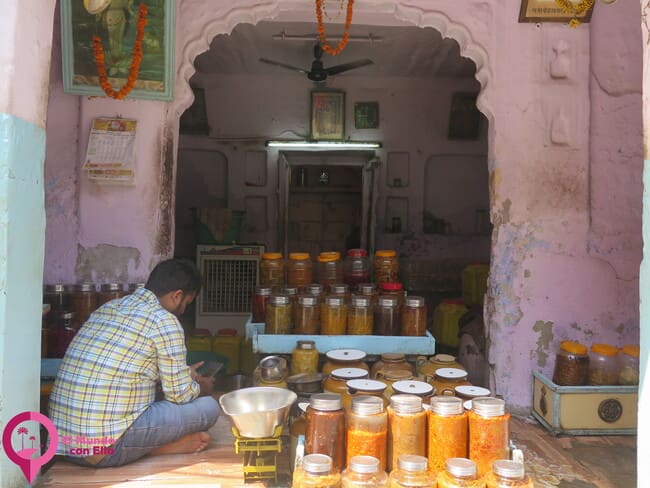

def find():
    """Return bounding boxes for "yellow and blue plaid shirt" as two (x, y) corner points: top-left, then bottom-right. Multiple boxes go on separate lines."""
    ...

(49, 287), (200, 453)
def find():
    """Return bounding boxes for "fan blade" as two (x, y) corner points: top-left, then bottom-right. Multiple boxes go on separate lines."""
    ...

(259, 57), (309, 75)
(325, 59), (373, 76)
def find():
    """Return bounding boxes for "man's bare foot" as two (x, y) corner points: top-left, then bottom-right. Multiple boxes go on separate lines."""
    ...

(150, 432), (211, 456)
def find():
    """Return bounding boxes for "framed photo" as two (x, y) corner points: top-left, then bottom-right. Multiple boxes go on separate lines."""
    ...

(519, 0), (594, 23)
(180, 86), (209, 135)
(448, 92), (481, 140)
(311, 91), (345, 141)
(60, 0), (175, 101)
(354, 102), (379, 129)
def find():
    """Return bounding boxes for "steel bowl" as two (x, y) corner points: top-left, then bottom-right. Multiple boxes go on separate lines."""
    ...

(286, 373), (324, 394)
(259, 355), (288, 382)
(218, 386), (297, 438)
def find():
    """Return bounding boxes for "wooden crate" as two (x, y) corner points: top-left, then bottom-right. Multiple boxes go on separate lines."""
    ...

(531, 371), (637, 435)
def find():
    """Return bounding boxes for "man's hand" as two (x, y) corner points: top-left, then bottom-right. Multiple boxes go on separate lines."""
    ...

(189, 361), (205, 381)
(195, 374), (216, 397)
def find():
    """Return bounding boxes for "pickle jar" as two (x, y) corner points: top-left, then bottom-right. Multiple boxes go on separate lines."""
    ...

(485, 460), (533, 488)
(97, 283), (123, 307)
(437, 458), (484, 488)
(329, 284), (351, 303)
(283, 286), (300, 305)
(342, 455), (388, 488)
(379, 282), (405, 307)
(357, 284), (377, 306)
(321, 296), (347, 335)
(294, 295), (321, 334)
(428, 397), (468, 474)
(324, 368), (370, 396)
(388, 455), (435, 488)
(387, 394), (426, 471)
(468, 397), (510, 477)
(318, 252), (344, 289)
(293, 453), (341, 488)
(618, 345), (640, 385)
(401, 296), (427, 337)
(307, 283), (325, 302)
(347, 396), (388, 470)
(292, 340), (320, 375)
(370, 353), (415, 379)
(373, 296), (400, 336)
(344, 249), (371, 289)
(260, 252), (285, 289)
(266, 295), (292, 334)
(345, 379), (388, 411)
(252, 286), (272, 323)
(43, 284), (70, 313)
(374, 250), (399, 287)
(69, 283), (98, 329)
(391, 380), (434, 404)
(428, 368), (471, 396)
(347, 296), (373, 335)
(305, 393), (347, 471)
(552, 340), (589, 386)
(323, 349), (369, 375)
(288, 253), (313, 288)
(587, 343), (619, 386)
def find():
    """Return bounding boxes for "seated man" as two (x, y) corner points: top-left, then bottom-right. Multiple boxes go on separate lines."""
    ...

(49, 258), (219, 467)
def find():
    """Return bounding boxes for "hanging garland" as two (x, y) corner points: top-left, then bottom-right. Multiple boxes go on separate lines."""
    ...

(92, 3), (148, 100)
(554, 0), (595, 27)
(315, 0), (354, 56)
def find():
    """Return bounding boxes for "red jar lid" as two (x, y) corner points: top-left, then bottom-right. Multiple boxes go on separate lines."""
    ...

(346, 249), (368, 258)
(381, 282), (403, 291)
(217, 328), (238, 336)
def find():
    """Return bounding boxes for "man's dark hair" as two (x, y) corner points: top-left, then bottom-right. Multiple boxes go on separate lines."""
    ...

(145, 258), (202, 296)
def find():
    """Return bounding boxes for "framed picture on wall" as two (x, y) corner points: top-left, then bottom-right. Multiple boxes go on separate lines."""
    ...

(311, 91), (345, 141)
(354, 102), (379, 129)
(60, 0), (175, 101)
(518, 0), (594, 23)
(448, 92), (481, 140)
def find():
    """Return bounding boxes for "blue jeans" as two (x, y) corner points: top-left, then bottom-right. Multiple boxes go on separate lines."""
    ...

(65, 396), (220, 468)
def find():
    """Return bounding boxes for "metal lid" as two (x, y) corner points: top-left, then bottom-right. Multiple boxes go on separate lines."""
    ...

(62, 312), (74, 320)
(392, 380), (433, 397)
(455, 385), (491, 399)
(302, 453), (332, 474)
(324, 296), (344, 306)
(430, 396), (464, 416)
(297, 340), (316, 350)
(310, 393), (342, 411)
(297, 295), (317, 306)
(282, 287), (299, 296)
(351, 395), (384, 415)
(330, 284), (349, 295)
(435, 368), (469, 380)
(398, 454), (428, 472)
(269, 294), (290, 306)
(101, 283), (122, 292)
(404, 296), (425, 307)
(446, 458), (477, 478)
(76, 283), (96, 292)
(377, 296), (399, 307)
(346, 379), (387, 394)
(357, 284), (376, 294)
(128, 283), (145, 291)
(44, 284), (65, 293)
(349, 455), (379, 473)
(326, 349), (366, 362)
(492, 460), (525, 479)
(350, 295), (371, 307)
(390, 394), (423, 413)
(306, 284), (324, 295)
(331, 368), (369, 380)
(471, 397), (506, 417)
(255, 286), (273, 296)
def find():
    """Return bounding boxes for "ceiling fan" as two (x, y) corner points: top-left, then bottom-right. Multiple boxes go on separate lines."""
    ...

(259, 43), (373, 83)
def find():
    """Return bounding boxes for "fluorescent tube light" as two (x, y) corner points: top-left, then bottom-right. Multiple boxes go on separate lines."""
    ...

(266, 141), (381, 149)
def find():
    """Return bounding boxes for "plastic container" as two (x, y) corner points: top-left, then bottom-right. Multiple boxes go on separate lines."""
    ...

(428, 397), (468, 473)
(323, 349), (369, 375)
(373, 296), (400, 336)
(347, 296), (373, 335)
(252, 286), (272, 323)
(388, 455), (435, 488)
(618, 345), (640, 385)
(260, 252), (285, 289)
(187, 328), (213, 353)
(401, 296), (427, 336)
(373, 250), (399, 287)
(344, 249), (371, 289)
(437, 458), (484, 488)
(294, 295), (321, 334)
(587, 343), (619, 386)
(461, 264), (489, 307)
(341, 455), (388, 488)
(293, 453), (341, 488)
(485, 460), (533, 488)
(212, 329), (241, 374)
(347, 396), (388, 470)
(432, 300), (469, 348)
(321, 296), (347, 335)
(292, 340), (320, 375)
(387, 394), (426, 471)
(552, 341), (589, 386)
(324, 368), (370, 396)
(305, 394), (347, 471)
(288, 253), (313, 288)
(69, 283), (98, 329)
(97, 283), (123, 306)
(468, 397), (510, 476)
(318, 252), (344, 289)
(266, 295), (292, 334)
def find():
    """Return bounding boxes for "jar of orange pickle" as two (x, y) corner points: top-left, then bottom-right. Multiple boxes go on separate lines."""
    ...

(387, 394), (426, 471)
(347, 296), (373, 335)
(437, 458), (484, 488)
(485, 460), (533, 488)
(294, 295), (320, 334)
(317, 252), (344, 289)
(347, 396), (388, 470)
(389, 455), (436, 488)
(427, 396), (468, 474)
(374, 250), (399, 287)
(468, 397), (510, 477)
(401, 296), (427, 336)
(287, 253), (313, 288)
(260, 252), (285, 289)
(323, 349), (369, 375)
(321, 296), (347, 335)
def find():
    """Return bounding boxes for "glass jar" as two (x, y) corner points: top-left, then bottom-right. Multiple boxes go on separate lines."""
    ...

(266, 295), (292, 334)
(379, 282), (405, 307)
(329, 284), (352, 303)
(387, 394), (426, 471)
(618, 345), (640, 385)
(357, 284), (377, 304)
(485, 460), (533, 488)
(323, 349), (369, 375)
(125, 283), (145, 296)
(428, 368), (471, 396)
(260, 252), (285, 289)
(253, 286), (272, 323)
(401, 296), (427, 337)
(288, 253), (314, 289)
(388, 455), (435, 488)
(468, 397), (510, 477)
(391, 380), (434, 404)
(344, 249), (371, 289)
(305, 394), (347, 471)
(347, 396), (388, 470)
(437, 458), (484, 488)
(428, 397), (468, 474)
(345, 379), (388, 411)
(69, 283), (98, 329)
(293, 340), (320, 375)
(43, 284), (70, 313)
(324, 368), (369, 396)
(373, 296), (400, 336)
(370, 353), (415, 379)
(318, 252), (344, 289)
(97, 283), (123, 307)
(342, 455), (388, 488)
(295, 295), (321, 334)
(348, 296), (373, 335)
(587, 343), (619, 386)
(374, 250), (399, 287)
(307, 283), (325, 302)
(321, 296), (347, 335)
(283, 286), (300, 305)
(291, 404), (308, 473)
(552, 340), (589, 386)
(50, 312), (77, 358)
(293, 453), (341, 488)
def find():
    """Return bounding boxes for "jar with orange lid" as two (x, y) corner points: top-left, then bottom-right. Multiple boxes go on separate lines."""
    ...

(373, 296), (400, 336)
(293, 453), (341, 488)
(389, 455), (436, 488)
(341, 455), (389, 488)
(318, 252), (344, 289)
(345, 379), (388, 411)
(588, 343), (619, 386)
(416, 354), (465, 379)
(485, 460), (532, 488)
(305, 394), (346, 471)
(428, 397), (468, 474)
(401, 296), (427, 336)
(321, 296), (347, 335)
(370, 353), (415, 379)
(288, 253), (313, 288)
(347, 396), (388, 470)
(618, 345), (640, 385)
(344, 249), (371, 289)
(468, 397), (510, 477)
(347, 296), (373, 335)
(323, 349), (369, 375)
(294, 295), (320, 334)
(266, 295), (292, 334)
(252, 286), (272, 323)
(552, 341), (589, 386)
(379, 282), (405, 307)
(292, 340), (320, 375)
(437, 458), (484, 488)
(260, 252), (285, 289)
(387, 394), (426, 471)
(428, 368), (471, 396)
(373, 250), (399, 287)
(324, 368), (369, 396)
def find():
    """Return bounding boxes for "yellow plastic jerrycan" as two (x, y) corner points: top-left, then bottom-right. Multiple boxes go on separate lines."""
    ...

(187, 328), (213, 353)
(212, 328), (241, 375)
(432, 300), (468, 348)
(461, 263), (489, 306)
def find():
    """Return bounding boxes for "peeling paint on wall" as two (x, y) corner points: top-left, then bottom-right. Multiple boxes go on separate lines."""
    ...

(76, 244), (141, 282)
(155, 128), (174, 258)
(532, 320), (554, 367)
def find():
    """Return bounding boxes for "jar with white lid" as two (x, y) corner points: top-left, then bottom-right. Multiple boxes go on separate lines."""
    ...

(428, 367), (471, 396)
(345, 379), (388, 410)
(341, 455), (388, 488)
(387, 394), (426, 471)
(324, 368), (370, 396)
(485, 460), (533, 488)
(323, 349), (369, 375)
(437, 458), (484, 488)
(391, 380), (434, 403)
(388, 455), (435, 488)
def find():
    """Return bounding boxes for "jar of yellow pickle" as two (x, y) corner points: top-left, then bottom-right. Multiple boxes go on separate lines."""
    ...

(266, 295), (292, 334)
(288, 253), (313, 288)
(292, 340), (320, 375)
(306, 283), (325, 302)
(294, 295), (320, 334)
(485, 460), (533, 488)
(357, 283), (377, 306)
(342, 455), (388, 488)
(329, 283), (351, 303)
(260, 252), (285, 289)
(321, 296), (347, 335)
(347, 296), (373, 335)
(437, 458), (484, 488)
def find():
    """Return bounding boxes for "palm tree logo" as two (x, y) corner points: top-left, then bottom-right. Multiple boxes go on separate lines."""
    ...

(16, 427), (28, 450)
(29, 436), (36, 449)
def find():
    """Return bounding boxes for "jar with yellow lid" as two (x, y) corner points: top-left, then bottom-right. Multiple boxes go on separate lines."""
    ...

(347, 396), (388, 470)
(437, 458), (484, 488)
(293, 453), (341, 488)
(323, 349), (369, 375)
(294, 295), (321, 334)
(389, 455), (435, 488)
(321, 296), (347, 335)
(288, 253), (313, 288)
(260, 252), (285, 289)
(387, 394), (426, 471)
(318, 252), (344, 289)
(347, 296), (373, 335)
(428, 368), (471, 396)
(373, 250), (399, 287)
(588, 343), (619, 386)
(345, 379), (389, 411)
(324, 368), (369, 396)
(292, 340), (320, 375)
(266, 295), (292, 334)
(187, 328), (213, 352)
(552, 341), (589, 386)
(428, 397), (468, 474)
(618, 345), (640, 385)
(485, 460), (533, 488)
(468, 397), (509, 477)
(370, 353), (415, 379)
(416, 354), (465, 379)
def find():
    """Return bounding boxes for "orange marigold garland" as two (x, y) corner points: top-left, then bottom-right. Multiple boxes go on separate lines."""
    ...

(92, 3), (148, 99)
(316, 0), (354, 56)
